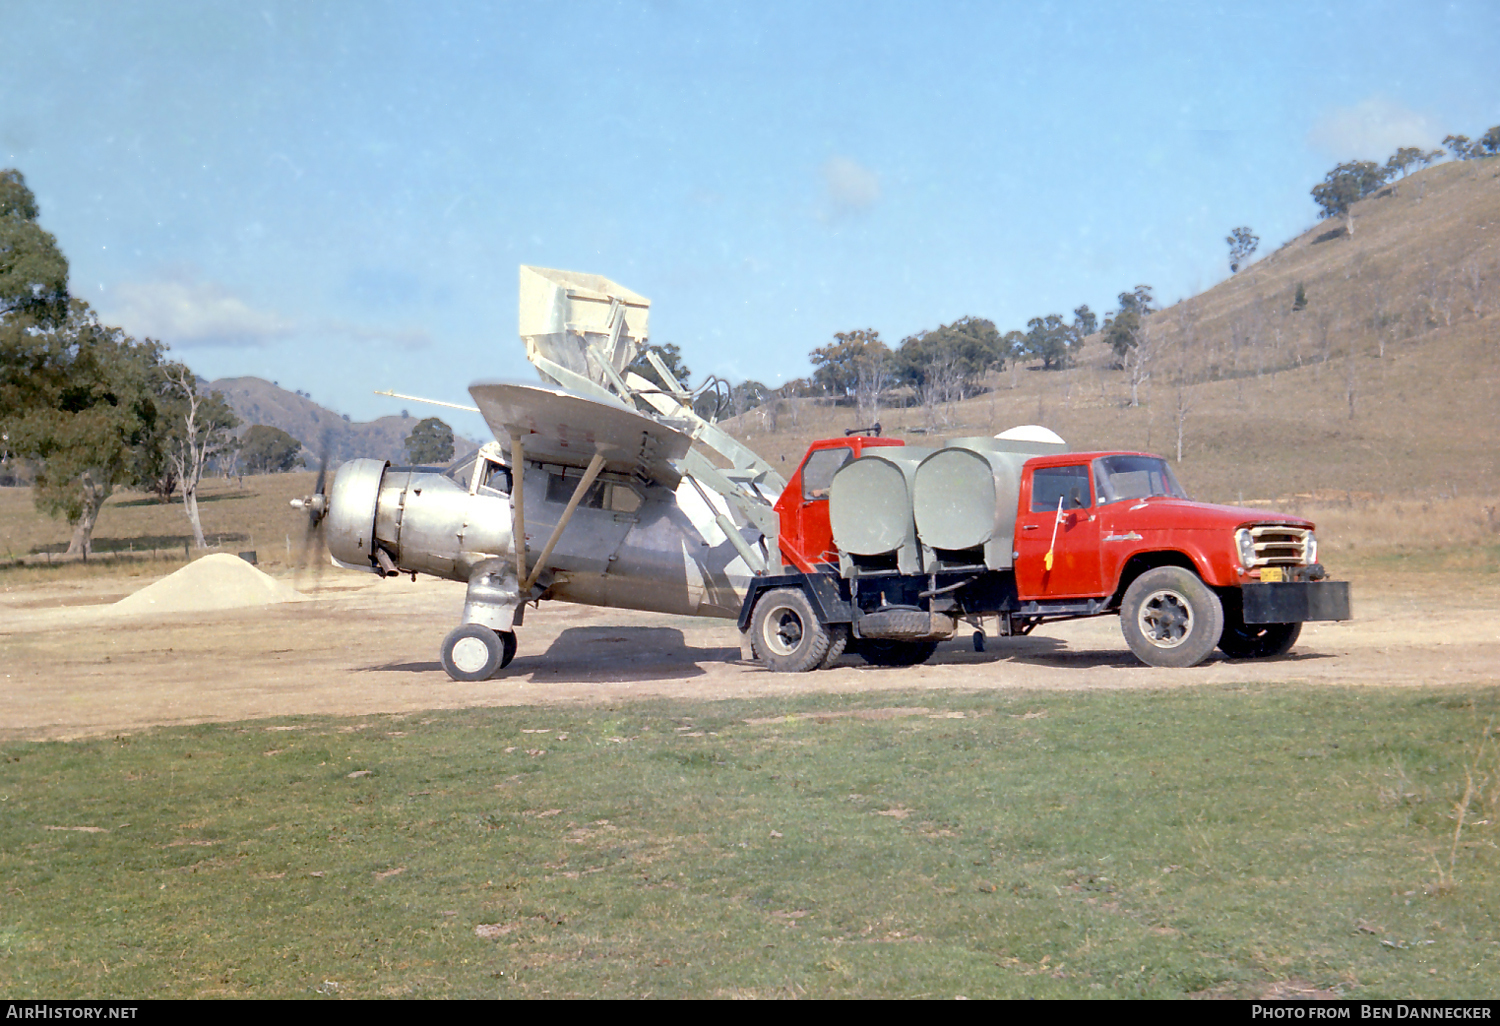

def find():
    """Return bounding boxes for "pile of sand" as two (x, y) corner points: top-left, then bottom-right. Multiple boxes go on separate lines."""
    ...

(113, 553), (306, 615)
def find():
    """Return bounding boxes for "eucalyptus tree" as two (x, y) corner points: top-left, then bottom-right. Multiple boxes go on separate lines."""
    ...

(157, 366), (240, 548)
(2, 169), (169, 556)
(405, 417), (455, 464)
(1310, 161), (1387, 237)
(1226, 227), (1259, 273)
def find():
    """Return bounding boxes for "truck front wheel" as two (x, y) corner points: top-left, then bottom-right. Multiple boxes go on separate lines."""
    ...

(752, 588), (836, 672)
(1218, 618), (1300, 659)
(1120, 567), (1224, 668)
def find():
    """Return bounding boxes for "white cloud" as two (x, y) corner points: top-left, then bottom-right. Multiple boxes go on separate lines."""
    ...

(107, 273), (293, 347)
(821, 156), (881, 214)
(1308, 96), (1441, 160)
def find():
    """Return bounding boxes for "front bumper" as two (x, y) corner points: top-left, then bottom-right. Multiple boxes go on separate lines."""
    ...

(1241, 580), (1351, 624)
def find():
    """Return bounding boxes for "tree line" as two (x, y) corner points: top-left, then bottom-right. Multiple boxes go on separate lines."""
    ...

(1311, 126), (1500, 237)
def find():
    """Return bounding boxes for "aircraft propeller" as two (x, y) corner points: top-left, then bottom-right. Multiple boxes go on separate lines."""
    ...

(289, 434), (333, 592)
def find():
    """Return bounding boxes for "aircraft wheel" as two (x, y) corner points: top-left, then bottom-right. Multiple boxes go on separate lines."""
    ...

(1120, 566), (1224, 668)
(752, 588), (833, 672)
(441, 624), (507, 681)
(497, 629), (518, 669)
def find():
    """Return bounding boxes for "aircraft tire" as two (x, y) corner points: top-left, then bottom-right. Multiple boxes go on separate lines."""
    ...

(497, 630), (518, 669)
(441, 624), (506, 681)
(751, 587), (833, 673)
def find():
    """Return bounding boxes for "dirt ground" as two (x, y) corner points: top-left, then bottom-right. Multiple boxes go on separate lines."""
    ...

(2, 566), (1498, 741)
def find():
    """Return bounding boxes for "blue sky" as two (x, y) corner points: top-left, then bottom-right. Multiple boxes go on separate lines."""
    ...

(3, 1), (1496, 438)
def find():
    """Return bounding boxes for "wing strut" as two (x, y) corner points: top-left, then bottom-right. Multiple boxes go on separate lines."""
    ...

(521, 452), (606, 593)
(510, 432), (527, 585)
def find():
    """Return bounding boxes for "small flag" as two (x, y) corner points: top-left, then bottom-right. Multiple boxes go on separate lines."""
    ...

(1044, 497), (1064, 571)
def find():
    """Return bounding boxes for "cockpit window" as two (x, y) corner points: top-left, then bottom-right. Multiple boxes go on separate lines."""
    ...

(1093, 455), (1188, 504)
(544, 472), (642, 514)
(480, 462), (512, 494)
(444, 452), (479, 487)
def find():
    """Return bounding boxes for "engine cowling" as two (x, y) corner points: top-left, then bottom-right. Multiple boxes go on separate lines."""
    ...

(325, 458), (388, 572)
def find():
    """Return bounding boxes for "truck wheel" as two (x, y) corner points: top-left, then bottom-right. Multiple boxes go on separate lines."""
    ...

(752, 588), (834, 672)
(441, 624), (508, 681)
(1120, 567), (1224, 668)
(852, 638), (940, 667)
(819, 625), (850, 669)
(1218, 619), (1300, 659)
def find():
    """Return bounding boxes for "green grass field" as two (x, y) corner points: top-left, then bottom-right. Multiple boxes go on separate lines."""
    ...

(2, 686), (1495, 999)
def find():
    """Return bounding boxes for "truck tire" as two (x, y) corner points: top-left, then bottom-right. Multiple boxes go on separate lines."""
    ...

(752, 588), (835, 673)
(851, 638), (940, 667)
(819, 625), (850, 668)
(1120, 566), (1224, 668)
(1218, 618), (1300, 659)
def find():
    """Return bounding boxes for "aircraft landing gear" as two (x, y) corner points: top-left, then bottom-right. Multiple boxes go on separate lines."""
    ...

(440, 624), (518, 681)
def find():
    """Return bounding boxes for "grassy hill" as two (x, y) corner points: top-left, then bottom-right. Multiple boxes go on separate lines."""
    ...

(720, 156), (1500, 507)
(210, 376), (480, 466)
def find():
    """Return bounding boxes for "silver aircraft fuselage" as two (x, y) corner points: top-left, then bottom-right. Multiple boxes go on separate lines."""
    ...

(324, 453), (757, 621)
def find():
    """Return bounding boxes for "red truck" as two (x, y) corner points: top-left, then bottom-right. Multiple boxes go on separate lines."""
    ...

(738, 429), (1350, 670)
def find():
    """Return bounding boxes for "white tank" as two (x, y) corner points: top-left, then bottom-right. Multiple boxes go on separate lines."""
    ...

(911, 428), (1068, 569)
(828, 449), (933, 573)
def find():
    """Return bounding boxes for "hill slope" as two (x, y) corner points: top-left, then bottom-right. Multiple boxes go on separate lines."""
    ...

(209, 376), (479, 466)
(721, 156), (1500, 505)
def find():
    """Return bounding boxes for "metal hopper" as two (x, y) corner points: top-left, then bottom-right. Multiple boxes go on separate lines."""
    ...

(518, 265), (651, 401)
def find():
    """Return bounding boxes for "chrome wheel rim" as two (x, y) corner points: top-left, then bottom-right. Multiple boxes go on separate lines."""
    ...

(1138, 590), (1193, 648)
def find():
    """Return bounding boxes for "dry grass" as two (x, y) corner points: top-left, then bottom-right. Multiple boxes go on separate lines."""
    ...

(721, 322), (1500, 512)
(1300, 494), (1500, 566)
(0, 471), (320, 573)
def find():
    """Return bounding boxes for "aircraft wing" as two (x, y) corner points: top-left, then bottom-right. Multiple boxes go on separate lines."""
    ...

(469, 382), (693, 484)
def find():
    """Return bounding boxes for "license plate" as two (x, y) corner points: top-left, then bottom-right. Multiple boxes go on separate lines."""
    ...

(1260, 567), (1284, 583)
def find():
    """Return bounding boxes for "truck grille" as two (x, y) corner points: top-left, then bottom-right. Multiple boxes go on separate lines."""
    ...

(1247, 525), (1312, 566)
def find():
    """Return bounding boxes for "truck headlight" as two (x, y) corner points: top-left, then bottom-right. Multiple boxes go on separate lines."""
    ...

(1236, 528), (1256, 567)
(1305, 532), (1317, 565)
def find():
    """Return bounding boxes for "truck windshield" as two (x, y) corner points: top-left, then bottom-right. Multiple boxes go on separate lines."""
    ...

(1093, 455), (1188, 504)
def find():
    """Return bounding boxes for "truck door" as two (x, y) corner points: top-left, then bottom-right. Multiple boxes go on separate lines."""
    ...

(1014, 463), (1104, 599)
(775, 443), (857, 571)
